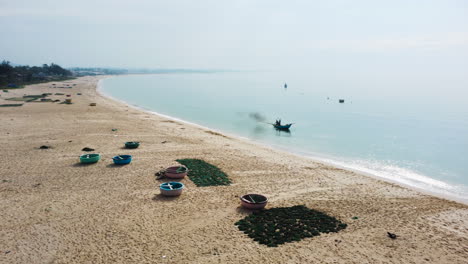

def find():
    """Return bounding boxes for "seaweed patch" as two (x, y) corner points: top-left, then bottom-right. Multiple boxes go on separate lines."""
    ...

(176, 158), (231, 187)
(235, 205), (347, 247)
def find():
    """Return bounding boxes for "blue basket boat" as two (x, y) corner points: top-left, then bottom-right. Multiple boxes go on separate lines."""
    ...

(160, 182), (185, 196)
(112, 155), (132, 165)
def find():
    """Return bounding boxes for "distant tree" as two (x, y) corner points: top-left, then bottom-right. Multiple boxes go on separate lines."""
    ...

(0, 60), (13, 75)
(0, 60), (73, 86)
(30, 66), (42, 74)
(48, 63), (72, 76)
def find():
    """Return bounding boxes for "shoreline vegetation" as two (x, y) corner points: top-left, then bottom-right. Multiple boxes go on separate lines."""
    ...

(1, 60), (221, 89)
(1, 76), (467, 263)
(0, 61), (74, 89)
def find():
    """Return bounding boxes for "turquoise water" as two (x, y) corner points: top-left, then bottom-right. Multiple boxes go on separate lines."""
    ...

(100, 73), (468, 203)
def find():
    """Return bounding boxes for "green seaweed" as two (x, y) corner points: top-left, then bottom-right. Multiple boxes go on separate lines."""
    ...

(235, 205), (347, 247)
(0, 104), (23, 107)
(22, 94), (45, 98)
(176, 158), (231, 187)
(5, 97), (36, 102)
(175, 166), (187, 173)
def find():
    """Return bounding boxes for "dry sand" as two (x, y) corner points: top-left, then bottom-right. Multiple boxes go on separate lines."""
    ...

(1, 76), (467, 264)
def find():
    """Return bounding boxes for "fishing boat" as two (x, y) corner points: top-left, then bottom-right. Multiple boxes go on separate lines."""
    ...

(112, 155), (133, 165)
(164, 165), (188, 179)
(240, 194), (268, 210)
(160, 182), (185, 196)
(273, 123), (292, 130)
(273, 119), (293, 130)
(80, 153), (101, 164)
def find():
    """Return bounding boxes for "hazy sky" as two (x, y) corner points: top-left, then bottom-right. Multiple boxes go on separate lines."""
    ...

(1, 0), (468, 105)
(1, 0), (466, 69)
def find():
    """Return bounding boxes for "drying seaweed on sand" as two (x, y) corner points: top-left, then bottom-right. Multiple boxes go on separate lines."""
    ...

(0, 103), (23, 107)
(176, 158), (231, 187)
(235, 205), (347, 247)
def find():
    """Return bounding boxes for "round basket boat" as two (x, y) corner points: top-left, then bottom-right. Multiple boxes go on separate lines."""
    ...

(125, 141), (140, 149)
(112, 155), (132, 165)
(164, 166), (188, 179)
(160, 182), (185, 196)
(80, 153), (101, 164)
(240, 194), (268, 210)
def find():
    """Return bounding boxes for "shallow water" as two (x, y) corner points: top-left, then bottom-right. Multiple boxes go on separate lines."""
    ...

(100, 72), (468, 203)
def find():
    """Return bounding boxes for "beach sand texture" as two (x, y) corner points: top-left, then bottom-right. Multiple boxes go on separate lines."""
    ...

(1, 77), (467, 264)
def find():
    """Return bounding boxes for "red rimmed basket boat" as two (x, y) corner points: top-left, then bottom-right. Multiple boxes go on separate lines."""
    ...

(165, 165), (188, 179)
(240, 194), (268, 210)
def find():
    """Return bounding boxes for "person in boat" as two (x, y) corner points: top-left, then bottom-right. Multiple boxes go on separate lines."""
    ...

(275, 119), (281, 126)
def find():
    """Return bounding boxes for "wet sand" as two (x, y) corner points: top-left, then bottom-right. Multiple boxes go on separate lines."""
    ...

(0, 76), (467, 263)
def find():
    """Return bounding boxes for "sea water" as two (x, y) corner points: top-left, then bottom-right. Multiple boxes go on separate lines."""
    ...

(100, 72), (468, 203)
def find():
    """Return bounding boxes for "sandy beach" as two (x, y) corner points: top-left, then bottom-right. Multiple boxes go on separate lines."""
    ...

(1, 76), (467, 264)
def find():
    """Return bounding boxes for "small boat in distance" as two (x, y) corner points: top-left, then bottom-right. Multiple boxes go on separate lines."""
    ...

(273, 119), (293, 130)
(274, 123), (292, 130)
(284, 83), (288, 89)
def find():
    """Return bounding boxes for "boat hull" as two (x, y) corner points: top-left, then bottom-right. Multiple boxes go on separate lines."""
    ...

(165, 166), (188, 179)
(273, 124), (292, 130)
(80, 153), (101, 164)
(160, 182), (185, 196)
(240, 194), (268, 210)
(112, 155), (132, 165)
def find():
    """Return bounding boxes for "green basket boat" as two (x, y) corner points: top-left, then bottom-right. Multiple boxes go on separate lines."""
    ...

(80, 153), (101, 164)
(125, 141), (140, 149)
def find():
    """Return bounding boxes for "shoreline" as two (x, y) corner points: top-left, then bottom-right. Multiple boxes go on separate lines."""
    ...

(98, 75), (468, 205)
(1, 76), (467, 263)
